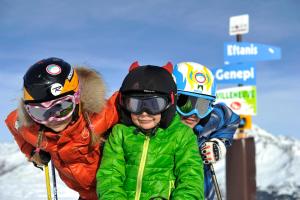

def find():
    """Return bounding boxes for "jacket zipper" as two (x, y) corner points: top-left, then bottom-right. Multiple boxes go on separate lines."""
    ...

(168, 180), (175, 199)
(135, 136), (150, 200)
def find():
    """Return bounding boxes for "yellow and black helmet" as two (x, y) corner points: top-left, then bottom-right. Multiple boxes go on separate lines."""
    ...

(23, 57), (79, 103)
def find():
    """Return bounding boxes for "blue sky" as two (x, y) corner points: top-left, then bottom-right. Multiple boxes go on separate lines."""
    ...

(1, 0), (299, 141)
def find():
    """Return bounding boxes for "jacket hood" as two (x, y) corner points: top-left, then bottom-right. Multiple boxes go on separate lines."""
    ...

(18, 67), (106, 127)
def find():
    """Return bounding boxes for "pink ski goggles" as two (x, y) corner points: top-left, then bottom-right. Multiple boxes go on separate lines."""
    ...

(25, 93), (79, 124)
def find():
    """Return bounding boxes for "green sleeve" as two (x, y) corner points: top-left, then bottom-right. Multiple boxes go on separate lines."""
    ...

(172, 127), (204, 200)
(96, 125), (127, 200)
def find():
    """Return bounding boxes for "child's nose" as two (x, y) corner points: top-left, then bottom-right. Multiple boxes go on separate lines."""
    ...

(140, 112), (149, 116)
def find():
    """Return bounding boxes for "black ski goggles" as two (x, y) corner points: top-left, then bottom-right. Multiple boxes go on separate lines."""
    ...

(121, 95), (172, 115)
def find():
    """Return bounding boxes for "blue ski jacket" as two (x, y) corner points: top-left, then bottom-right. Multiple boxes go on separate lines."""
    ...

(193, 103), (240, 200)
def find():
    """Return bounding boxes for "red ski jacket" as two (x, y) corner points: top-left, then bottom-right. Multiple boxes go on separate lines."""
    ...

(6, 92), (119, 200)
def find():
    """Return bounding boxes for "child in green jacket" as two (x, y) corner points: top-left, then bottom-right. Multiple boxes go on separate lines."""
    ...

(96, 62), (204, 200)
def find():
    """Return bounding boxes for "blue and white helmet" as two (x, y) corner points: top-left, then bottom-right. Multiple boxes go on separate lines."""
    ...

(173, 62), (216, 118)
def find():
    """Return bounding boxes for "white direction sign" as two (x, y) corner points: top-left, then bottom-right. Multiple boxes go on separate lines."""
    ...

(229, 14), (249, 35)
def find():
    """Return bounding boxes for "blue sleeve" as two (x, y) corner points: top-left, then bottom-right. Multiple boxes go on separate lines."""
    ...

(196, 103), (240, 147)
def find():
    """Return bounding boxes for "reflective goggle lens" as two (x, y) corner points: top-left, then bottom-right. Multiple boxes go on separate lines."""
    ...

(123, 96), (169, 115)
(25, 96), (75, 124)
(195, 98), (212, 116)
(177, 94), (212, 117)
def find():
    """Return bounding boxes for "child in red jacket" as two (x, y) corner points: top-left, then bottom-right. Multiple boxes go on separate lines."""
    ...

(5, 57), (118, 200)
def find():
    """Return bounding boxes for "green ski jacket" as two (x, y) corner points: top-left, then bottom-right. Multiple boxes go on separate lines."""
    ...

(97, 115), (204, 200)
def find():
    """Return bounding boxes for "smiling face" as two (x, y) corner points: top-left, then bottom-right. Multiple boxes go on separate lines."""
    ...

(180, 114), (200, 128)
(131, 112), (161, 130)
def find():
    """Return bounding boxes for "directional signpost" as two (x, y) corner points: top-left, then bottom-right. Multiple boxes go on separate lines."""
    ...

(224, 14), (283, 200)
(216, 86), (257, 116)
(224, 42), (281, 64)
(212, 63), (256, 85)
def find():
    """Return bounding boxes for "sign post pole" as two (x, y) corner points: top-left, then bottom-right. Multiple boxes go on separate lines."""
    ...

(226, 14), (257, 200)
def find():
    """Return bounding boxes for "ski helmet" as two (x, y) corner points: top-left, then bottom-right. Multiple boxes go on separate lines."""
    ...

(119, 62), (177, 128)
(23, 57), (80, 103)
(173, 62), (216, 118)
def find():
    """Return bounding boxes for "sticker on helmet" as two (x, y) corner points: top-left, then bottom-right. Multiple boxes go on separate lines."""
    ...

(194, 72), (206, 84)
(67, 68), (74, 80)
(46, 64), (62, 75)
(50, 83), (63, 96)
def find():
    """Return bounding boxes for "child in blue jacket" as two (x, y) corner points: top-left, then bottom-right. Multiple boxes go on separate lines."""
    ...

(173, 62), (240, 200)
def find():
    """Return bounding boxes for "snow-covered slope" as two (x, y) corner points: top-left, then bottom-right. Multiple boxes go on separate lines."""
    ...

(1, 124), (299, 199)
(0, 143), (77, 200)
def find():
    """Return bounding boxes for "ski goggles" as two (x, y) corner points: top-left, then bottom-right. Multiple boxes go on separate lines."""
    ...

(176, 92), (215, 119)
(25, 94), (77, 124)
(122, 95), (171, 115)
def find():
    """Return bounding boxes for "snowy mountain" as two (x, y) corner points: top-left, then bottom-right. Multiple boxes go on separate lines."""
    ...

(213, 124), (300, 200)
(1, 124), (300, 200)
(250, 125), (300, 199)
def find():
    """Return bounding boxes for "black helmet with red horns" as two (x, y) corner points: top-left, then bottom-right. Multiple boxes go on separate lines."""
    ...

(118, 61), (177, 128)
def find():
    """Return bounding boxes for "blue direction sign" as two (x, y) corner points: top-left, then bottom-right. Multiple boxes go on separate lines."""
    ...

(212, 63), (256, 85)
(224, 42), (281, 63)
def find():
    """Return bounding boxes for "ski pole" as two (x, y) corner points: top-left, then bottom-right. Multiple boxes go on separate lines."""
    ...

(44, 164), (52, 200)
(209, 164), (222, 200)
(51, 161), (58, 200)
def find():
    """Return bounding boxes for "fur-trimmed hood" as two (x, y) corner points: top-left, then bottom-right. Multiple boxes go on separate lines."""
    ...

(18, 67), (106, 127)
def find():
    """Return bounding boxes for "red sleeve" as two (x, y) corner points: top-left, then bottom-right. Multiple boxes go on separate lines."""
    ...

(5, 110), (34, 158)
(92, 91), (119, 136)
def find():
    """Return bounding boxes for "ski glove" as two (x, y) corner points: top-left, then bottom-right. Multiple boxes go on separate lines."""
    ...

(200, 138), (226, 164)
(30, 149), (51, 169)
